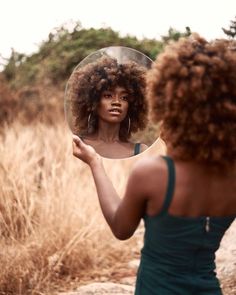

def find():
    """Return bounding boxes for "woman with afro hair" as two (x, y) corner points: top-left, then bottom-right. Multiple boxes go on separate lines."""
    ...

(72, 35), (236, 294)
(68, 56), (149, 159)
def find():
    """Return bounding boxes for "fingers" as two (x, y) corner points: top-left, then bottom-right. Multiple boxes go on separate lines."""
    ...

(73, 135), (87, 151)
(72, 134), (82, 145)
(72, 135), (82, 157)
(72, 135), (101, 165)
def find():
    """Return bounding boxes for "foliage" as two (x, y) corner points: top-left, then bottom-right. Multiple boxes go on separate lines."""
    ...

(1, 22), (187, 89)
(222, 16), (236, 38)
(161, 26), (191, 42)
(0, 22), (190, 127)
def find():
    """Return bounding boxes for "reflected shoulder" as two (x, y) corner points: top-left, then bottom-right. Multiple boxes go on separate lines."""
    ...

(140, 143), (149, 152)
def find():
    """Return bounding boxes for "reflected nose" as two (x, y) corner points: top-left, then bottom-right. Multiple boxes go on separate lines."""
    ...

(111, 95), (121, 105)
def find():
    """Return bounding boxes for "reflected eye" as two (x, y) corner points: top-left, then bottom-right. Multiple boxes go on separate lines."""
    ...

(120, 95), (129, 101)
(103, 93), (113, 99)
(102, 91), (129, 102)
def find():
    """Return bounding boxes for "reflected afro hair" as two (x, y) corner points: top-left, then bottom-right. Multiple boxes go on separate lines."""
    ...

(67, 56), (148, 141)
(146, 35), (236, 170)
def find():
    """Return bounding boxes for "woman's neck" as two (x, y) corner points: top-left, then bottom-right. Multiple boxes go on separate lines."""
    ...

(95, 121), (121, 143)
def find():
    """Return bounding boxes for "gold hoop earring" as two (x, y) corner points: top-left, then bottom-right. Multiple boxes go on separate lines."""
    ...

(87, 113), (92, 132)
(127, 117), (131, 134)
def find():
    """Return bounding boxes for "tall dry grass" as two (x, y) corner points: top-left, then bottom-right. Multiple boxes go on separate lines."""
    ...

(0, 122), (165, 295)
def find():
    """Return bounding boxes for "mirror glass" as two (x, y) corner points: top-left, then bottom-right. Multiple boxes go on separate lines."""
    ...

(65, 46), (159, 159)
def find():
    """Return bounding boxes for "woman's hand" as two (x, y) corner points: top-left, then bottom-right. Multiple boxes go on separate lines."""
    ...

(72, 135), (102, 167)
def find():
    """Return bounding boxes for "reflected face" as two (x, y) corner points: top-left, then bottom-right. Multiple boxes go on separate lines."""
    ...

(97, 86), (129, 123)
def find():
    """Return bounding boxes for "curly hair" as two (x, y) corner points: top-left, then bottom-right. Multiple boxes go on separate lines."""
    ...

(146, 34), (236, 170)
(67, 56), (148, 141)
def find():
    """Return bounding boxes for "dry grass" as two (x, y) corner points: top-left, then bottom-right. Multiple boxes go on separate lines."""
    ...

(1, 122), (235, 295)
(0, 122), (164, 294)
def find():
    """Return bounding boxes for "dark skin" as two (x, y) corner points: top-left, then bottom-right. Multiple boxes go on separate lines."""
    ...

(72, 135), (236, 240)
(82, 86), (148, 159)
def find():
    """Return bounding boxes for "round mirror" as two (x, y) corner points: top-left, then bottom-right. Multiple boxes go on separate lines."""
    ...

(65, 46), (159, 159)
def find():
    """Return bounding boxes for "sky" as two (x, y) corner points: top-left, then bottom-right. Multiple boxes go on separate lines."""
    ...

(0, 0), (235, 63)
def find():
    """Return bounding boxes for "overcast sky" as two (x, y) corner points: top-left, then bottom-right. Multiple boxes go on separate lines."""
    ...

(0, 0), (235, 61)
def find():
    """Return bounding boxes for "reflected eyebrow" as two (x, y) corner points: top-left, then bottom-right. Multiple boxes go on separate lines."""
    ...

(103, 90), (129, 95)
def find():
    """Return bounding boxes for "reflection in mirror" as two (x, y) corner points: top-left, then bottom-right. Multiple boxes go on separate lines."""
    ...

(65, 46), (158, 159)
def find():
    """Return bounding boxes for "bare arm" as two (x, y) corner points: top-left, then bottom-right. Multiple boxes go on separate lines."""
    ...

(73, 135), (148, 240)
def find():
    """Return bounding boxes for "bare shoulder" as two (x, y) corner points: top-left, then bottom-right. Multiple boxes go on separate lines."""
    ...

(127, 156), (169, 210)
(139, 138), (167, 154)
(130, 155), (167, 181)
(139, 143), (149, 152)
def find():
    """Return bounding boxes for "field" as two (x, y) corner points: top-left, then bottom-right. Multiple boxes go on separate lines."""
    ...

(0, 122), (235, 295)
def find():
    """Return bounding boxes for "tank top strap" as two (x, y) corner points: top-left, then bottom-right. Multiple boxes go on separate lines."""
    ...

(159, 155), (176, 215)
(134, 143), (141, 155)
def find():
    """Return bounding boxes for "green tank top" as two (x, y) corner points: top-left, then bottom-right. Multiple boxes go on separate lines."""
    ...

(135, 156), (235, 295)
(134, 143), (141, 155)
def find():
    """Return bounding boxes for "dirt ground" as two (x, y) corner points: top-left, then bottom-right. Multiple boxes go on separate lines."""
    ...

(61, 220), (236, 295)
(216, 219), (236, 294)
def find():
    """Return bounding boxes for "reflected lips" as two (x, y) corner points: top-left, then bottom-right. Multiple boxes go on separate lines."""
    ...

(109, 108), (122, 115)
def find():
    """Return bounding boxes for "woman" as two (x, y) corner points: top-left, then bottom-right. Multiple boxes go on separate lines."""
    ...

(72, 35), (236, 294)
(68, 56), (149, 159)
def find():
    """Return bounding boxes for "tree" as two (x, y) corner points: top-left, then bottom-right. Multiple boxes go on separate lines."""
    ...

(222, 16), (236, 38)
(2, 22), (192, 88)
(3, 49), (26, 81)
(162, 27), (191, 43)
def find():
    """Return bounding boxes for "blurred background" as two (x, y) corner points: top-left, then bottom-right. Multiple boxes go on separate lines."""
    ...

(0, 0), (235, 294)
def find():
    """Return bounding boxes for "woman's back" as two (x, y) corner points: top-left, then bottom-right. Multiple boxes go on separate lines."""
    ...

(135, 156), (236, 295)
(145, 156), (236, 218)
